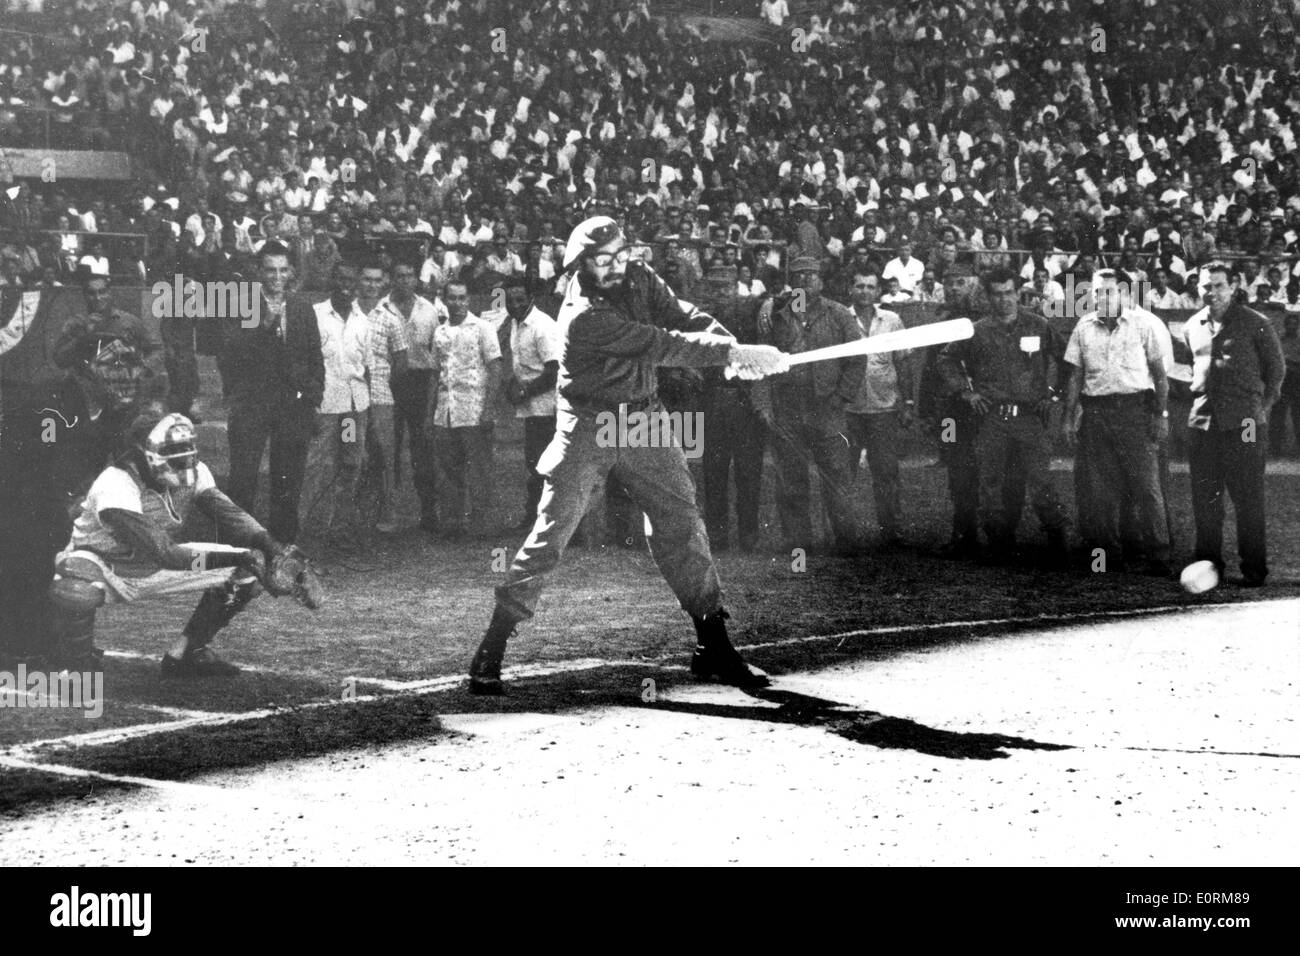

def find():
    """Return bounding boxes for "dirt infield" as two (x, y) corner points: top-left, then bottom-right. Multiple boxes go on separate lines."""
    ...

(2, 358), (1298, 826)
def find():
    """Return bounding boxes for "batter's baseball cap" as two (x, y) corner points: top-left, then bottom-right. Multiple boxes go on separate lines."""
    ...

(563, 215), (623, 269)
(789, 255), (822, 274)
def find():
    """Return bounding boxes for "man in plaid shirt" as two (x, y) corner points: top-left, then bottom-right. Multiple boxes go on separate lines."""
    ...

(357, 258), (409, 533)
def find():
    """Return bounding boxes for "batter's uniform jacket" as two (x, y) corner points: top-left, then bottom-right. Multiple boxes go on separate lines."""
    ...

(751, 293), (866, 550)
(937, 309), (1069, 548)
(494, 259), (734, 622)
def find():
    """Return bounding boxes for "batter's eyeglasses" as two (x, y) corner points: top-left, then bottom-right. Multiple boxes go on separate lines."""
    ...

(590, 248), (632, 268)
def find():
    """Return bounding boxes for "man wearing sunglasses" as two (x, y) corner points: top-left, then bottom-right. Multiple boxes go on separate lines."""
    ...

(465, 216), (789, 695)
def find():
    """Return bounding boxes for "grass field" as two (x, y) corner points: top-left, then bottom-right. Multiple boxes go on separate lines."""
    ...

(2, 359), (1297, 818)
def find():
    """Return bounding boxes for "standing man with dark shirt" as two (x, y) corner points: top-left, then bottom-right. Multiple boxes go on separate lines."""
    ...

(938, 267), (1069, 562)
(222, 242), (324, 544)
(751, 255), (866, 554)
(465, 217), (788, 695)
(701, 293), (770, 553)
(1182, 263), (1286, 586)
(1269, 312), (1300, 456)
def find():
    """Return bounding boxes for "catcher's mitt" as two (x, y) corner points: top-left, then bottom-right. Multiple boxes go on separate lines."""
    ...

(264, 545), (325, 610)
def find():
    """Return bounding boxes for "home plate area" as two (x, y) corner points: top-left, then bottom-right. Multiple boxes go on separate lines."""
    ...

(2, 589), (1295, 866)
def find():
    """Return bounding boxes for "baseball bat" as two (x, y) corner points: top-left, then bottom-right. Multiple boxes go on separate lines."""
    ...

(785, 317), (974, 366)
(726, 317), (974, 379)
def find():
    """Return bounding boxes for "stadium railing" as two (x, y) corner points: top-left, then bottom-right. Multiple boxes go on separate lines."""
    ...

(0, 228), (149, 283)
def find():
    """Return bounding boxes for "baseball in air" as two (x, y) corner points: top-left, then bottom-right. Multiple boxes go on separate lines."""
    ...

(1179, 560), (1220, 594)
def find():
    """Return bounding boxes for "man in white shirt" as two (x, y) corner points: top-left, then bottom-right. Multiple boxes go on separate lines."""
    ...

(844, 270), (916, 546)
(1142, 266), (1193, 310)
(879, 276), (912, 303)
(882, 238), (924, 293)
(429, 280), (502, 537)
(355, 259), (409, 534)
(1062, 269), (1171, 573)
(303, 263), (372, 545)
(499, 278), (561, 530)
(761, 0), (790, 27)
(486, 238), (523, 276)
(385, 257), (443, 533)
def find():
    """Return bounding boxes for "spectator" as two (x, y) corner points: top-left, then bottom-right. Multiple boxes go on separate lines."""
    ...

(940, 267), (1069, 563)
(1062, 269), (1172, 575)
(883, 238), (924, 294)
(1271, 312), (1300, 457)
(221, 243), (324, 545)
(736, 263), (766, 298)
(303, 262), (371, 548)
(500, 277), (560, 532)
(844, 270), (915, 548)
(1143, 267), (1193, 310)
(54, 270), (167, 399)
(752, 256), (865, 553)
(914, 267), (946, 304)
(1183, 263), (1286, 586)
(384, 256), (442, 533)
(429, 279), (502, 539)
(879, 276), (912, 304)
(355, 257), (409, 534)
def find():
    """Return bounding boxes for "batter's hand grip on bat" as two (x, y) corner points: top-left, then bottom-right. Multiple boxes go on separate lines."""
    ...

(725, 343), (790, 380)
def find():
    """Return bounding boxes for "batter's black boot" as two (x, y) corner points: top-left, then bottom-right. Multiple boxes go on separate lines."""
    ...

(690, 609), (770, 689)
(468, 603), (521, 695)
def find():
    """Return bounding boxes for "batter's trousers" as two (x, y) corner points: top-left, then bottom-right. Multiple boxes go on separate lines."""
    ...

(495, 405), (722, 621)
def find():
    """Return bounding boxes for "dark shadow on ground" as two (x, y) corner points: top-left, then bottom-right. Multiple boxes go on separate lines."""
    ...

(651, 686), (1073, 761)
(440, 667), (1073, 761)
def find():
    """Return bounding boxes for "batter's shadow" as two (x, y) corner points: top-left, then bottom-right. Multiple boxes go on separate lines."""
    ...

(648, 686), (1074, 761)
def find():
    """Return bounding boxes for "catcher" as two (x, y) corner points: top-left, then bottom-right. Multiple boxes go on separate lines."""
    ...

(47, 408), (323, 675)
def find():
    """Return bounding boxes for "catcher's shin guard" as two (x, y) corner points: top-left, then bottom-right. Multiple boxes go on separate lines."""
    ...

(47, 576), (107, 668)
(182, 575), (261, 650)
(467, 602), (526, 695)
(690, 609), (770, 689)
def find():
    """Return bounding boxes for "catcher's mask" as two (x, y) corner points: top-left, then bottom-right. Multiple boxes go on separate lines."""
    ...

(79, 338), (145, 410)
(143, 413), (199, 489)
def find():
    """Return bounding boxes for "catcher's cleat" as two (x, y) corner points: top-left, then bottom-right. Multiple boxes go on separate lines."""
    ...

(161, 646), (241, 678)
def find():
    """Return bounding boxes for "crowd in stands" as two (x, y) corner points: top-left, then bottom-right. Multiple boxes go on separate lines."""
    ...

(3, 0), (1300, 312)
